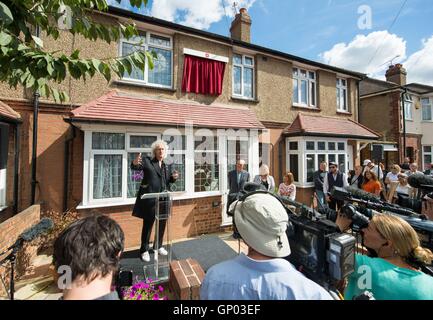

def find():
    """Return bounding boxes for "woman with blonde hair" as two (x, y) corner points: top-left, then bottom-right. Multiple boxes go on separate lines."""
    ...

(336, 213), (433, 299)
(278, 171), (296, 201)
(253, 164), (275, 192)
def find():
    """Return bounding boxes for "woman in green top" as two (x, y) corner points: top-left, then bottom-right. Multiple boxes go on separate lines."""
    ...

(336, 213), (433, 300)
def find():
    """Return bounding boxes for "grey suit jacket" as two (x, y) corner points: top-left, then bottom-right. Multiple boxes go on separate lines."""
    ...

(253, 175), (275, 192)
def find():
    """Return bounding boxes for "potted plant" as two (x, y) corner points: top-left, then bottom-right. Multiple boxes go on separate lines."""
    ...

(121, 278), (167, 300)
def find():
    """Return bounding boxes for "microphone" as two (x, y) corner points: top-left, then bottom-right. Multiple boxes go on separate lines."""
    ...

(407, 173), (433, 191)
(19, 218), (54, 242)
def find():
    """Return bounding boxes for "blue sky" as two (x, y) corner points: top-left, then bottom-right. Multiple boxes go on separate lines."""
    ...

(109, 0), (433, 84)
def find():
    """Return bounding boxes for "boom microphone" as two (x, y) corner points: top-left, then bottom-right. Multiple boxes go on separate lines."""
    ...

(407, 173), (433, 190)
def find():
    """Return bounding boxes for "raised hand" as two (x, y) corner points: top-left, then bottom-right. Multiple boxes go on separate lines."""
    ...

(133, 152), (142, 166)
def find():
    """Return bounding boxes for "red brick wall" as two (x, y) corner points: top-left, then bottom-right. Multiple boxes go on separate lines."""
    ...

(0, 205), (40, 296)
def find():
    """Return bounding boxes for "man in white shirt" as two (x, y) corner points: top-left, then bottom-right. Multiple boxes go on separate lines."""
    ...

(363, 159), (383, 180)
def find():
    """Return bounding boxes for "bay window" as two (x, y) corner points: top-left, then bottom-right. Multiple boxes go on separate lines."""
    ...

(119, 31), (172, 88)
(80, 128), (258, 208)
(293, 67), (316, 108)
(232, 54), (254, 99)
(287, 137), (347, 186)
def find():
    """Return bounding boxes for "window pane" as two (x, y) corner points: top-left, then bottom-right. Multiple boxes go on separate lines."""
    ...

(300, 69), (307, 77)
(293, 68), (298, 76)
(167, 154), (185, 192)
(422, 104), (432, 121)
(163, 134), (186, 150)
(328, 142), (336, 150)
(289, 155), (299, 182)
(342, 88), (347, 110)
(194, 152), (219, 192)
(126, 34), (146, 44)
(243, 67), (253, 98)
(328, 154), (336, 163)
(233, 66), (242, 95)
(122, 42), (145, 80)
(309, 71), (315, 79)
(130, 135), (157, 149)
(301, 80), (308, 104)
(127, 152), (150, 198)
(149, 34), (171, 47)
(424, 146), (432, 153)
(338, 142), (345, 150)
(318, 142), (326, 150)
(148, 47), (172, 86)
(306, 141), (315, 150)
(93, 155), (122, 199)
(341, 79), (346, 86)
(337, 88), (341, 108)
(233, 54), (242, 65)
(92, 133), (125, 150)
(306, 154), (315, 183)
(310, 81), (316, 106)
(195, 135), (217, 150)
(244, 56), (254, 66)
(424, 155), (432, 171)
(338, 154), (346, 173)
(293, 79), (299, 103)
(405, 102), (412, 119)
(227, 139), (249, 173)
(289, 141), (298, 150)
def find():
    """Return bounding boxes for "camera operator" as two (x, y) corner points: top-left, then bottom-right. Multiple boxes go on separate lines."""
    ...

(53, 215), (124, 300)
(335, 213), (433, 300)
(200, 193), (332, 300)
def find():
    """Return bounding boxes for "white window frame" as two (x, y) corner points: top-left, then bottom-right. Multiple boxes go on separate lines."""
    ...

(404, 93), (413, 121)
(286, 137), (347, 187)
(423, 145), (433, 171)
(232, 54), (255, 100)
(421, 97), (432, 122)
(79, 126), (258, 209)
(292, 67), (317, 108)
(119, 31), (173, 89)
(337, 78), (348, 112)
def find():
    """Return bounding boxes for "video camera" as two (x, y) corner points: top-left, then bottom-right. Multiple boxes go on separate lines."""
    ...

(401, 173), (433, 213)
(279, 196), (356, 288)
(328, 186), (433, 250)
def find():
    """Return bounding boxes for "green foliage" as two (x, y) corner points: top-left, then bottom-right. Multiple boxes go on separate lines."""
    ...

(0, 0), (149, 102)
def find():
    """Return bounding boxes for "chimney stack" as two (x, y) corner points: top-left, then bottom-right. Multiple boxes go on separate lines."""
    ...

(230, 8), (252, 43)
(385, 63), (407, 86)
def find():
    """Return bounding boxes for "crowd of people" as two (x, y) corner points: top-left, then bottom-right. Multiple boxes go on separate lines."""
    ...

(51, 149), (433, 300)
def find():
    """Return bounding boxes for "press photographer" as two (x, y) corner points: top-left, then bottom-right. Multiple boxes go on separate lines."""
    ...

(335, 212), (433, 300)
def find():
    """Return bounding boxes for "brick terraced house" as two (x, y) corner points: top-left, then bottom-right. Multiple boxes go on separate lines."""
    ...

(0, 7), (379, 248)
(360, 64), (433, 170)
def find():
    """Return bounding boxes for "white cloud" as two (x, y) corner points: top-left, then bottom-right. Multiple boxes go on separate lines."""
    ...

(150, 0), (256, 30)
(405, 36), (433, 86)
(320, 31), (433, 86)
(319, 31), (406, 77)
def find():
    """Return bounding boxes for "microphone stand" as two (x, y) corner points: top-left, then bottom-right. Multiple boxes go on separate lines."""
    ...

(0, 238), (23, 300)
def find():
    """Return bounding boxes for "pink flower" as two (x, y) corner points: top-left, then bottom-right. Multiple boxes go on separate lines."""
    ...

(158, 285), (164, 292)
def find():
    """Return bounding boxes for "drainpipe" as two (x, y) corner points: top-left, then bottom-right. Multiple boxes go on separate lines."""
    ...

(63, 126), (76, 212)
(30, 91), (39, 205)
(401, 87), (408, 161)
(30, 26), (40, 206)
(13, 122), (20, 215)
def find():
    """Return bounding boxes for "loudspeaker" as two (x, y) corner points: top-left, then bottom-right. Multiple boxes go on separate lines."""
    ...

(371, 144), (384, 162)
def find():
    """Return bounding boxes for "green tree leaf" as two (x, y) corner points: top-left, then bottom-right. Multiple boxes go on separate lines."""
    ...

(0, 2), (13, 25)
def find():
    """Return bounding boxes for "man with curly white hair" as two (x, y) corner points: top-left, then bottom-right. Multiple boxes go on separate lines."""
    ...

(131, 140), (179, 262)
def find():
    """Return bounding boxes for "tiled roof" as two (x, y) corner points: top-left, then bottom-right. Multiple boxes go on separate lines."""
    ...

(0, 100), (21, 122)
(69, 90), (265, 129)
(284, 113), (380, 140)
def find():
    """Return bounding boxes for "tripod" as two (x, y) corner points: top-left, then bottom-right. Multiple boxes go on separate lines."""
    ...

(0, 239), (24, 300)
